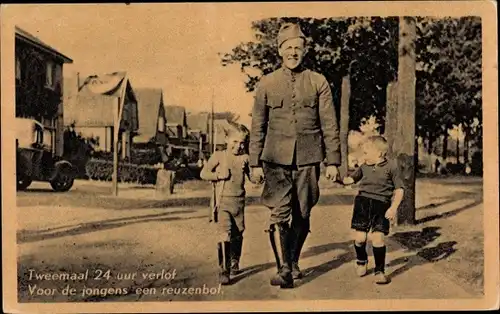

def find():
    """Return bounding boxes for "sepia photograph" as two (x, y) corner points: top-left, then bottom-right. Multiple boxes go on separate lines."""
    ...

(1, 1), (498, 313)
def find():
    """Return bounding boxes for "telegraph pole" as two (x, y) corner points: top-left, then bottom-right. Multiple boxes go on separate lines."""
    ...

(210, 88), (216, 154)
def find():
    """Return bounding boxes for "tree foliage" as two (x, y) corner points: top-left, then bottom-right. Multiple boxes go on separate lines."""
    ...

(220, 17), (398, 130)
(415, 16), (482, 146)
(220, 16), (482, 147)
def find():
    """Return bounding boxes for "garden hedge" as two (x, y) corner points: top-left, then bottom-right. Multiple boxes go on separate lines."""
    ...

(85, 159), (160, 185)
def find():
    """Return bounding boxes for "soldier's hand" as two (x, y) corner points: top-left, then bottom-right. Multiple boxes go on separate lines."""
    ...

(251, 167), (265, 184)
(325, 165), (340, 181)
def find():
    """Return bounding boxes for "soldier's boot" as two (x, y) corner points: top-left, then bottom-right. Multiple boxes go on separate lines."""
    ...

(268, 223), (294, 289)
(217, 241), (231, 285)
(290, 218), (310, 280)
(230, 235), (243, 276)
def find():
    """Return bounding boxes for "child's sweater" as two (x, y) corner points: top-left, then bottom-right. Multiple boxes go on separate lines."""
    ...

(201, 150), (250, 197)
(350, 159), (405, 203)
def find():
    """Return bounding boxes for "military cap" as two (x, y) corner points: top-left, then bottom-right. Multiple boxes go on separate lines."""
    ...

(277, 23), (306, 47)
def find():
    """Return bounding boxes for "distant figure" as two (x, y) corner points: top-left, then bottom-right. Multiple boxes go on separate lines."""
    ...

(465, 163), (472, 175)
(200, 123), (253, 285)
(434, 158), (441, 174)
(342, 136), (405, 285)
(196, 158), (204, 168)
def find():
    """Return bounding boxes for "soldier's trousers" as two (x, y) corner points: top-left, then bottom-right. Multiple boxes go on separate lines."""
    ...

(261, 161), (321, 225)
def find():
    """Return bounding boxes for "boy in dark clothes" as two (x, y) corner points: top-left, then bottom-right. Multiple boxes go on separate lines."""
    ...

(342, 136), (405, 284)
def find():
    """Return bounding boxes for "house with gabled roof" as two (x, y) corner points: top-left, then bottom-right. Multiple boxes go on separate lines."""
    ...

(63, 71), (138, 159)
(186, 112), (210, 150)
(133, 88), (167, 147)
(165, 105), (187, 146)
(15, 26), (73, 157)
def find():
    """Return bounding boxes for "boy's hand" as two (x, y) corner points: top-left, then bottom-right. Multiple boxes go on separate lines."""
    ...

(342, 177), (355, 185)
(217, 168), (231, 180)
(385, 206), (398, 223)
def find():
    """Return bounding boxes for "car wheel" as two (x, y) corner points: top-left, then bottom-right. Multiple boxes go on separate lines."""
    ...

(50, 171), (74, 192)
(17, 177), (32, 191)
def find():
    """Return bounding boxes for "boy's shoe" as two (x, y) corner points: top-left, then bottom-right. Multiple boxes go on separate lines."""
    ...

(355, 260), (368, 277)
(374, 271), (390, 284)
(291, 262), (303, 279)
(230, 260), (241, 276)
(219, 271), (230, 285)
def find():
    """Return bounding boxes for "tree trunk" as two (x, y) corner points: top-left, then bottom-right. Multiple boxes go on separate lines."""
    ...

(464, 131), (469, 164)
(415, 136), (419, 173)
(442, 133), (448, 161)
(340, 76), (350, 177)
(394, 16), (417, 226)
(427, 135), (434, 155)
(456, 134), (460, 164)
(385, 81), (398, 159)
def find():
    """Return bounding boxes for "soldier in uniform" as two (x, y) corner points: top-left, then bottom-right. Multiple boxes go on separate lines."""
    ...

(250, 23), (341, 288)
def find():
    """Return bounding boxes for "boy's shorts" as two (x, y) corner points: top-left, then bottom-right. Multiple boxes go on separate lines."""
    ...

(351, 195), (391, 235)
(217, 196), (245, 238)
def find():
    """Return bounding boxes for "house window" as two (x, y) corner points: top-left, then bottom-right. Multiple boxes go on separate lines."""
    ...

(43, 128), (55, 153)
(15, 56), (21, 81)
(46, 61), (55, 88)
(41, 117), (56, 153)
(55, 64), (62, 86)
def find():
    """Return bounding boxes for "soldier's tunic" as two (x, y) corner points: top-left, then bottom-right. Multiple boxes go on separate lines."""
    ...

(250, 65), (341, 224)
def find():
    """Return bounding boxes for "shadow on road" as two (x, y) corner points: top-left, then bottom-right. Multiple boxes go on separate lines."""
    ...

(415, 190), (483, 224)
(230, 263), (276, 284)
(387, 241), (458, 281)
(387, 226), (458, 280)
(17, 210), (202, 243)
(390, 226), (442, 250)
(295, 240), (355, 288)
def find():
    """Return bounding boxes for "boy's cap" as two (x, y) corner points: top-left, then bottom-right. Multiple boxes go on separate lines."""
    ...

(277, 23), (306, 48)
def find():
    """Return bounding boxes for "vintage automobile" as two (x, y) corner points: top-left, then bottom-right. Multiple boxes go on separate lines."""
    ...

(16, 118), (76, 192)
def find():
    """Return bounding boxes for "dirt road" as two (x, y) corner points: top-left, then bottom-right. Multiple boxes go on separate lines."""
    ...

(16, 178), (481, 302)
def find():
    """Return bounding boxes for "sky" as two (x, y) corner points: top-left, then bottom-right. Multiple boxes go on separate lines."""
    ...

(7, 3), (270, 127)
(4, 3), (485, 132)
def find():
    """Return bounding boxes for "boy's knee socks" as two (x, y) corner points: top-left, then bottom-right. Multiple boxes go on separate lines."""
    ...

(373, 246), (386, 273)
(354, 241), (368, 262)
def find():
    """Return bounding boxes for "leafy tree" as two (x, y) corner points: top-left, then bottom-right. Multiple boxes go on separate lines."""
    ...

(221, 16), (482, 162)
(220, 17), (398, 130)
(415, 16), (482, 159)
